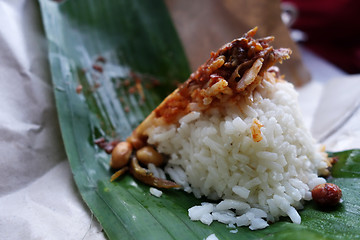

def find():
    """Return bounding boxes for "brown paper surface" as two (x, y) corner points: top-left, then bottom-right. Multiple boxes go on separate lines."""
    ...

(165, 0), (310, 86)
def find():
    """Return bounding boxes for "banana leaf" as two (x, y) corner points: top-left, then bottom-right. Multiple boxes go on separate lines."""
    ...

(38, 0), (360, 239)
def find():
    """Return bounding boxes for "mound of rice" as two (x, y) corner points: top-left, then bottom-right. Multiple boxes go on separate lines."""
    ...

(146, 73), (328, 230)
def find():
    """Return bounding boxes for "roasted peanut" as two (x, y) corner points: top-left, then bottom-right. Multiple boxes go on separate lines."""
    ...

(312, 183), (342, 207)
(127, 134), (145, 149)
(110, 141), (132, 169)
(136, 146), (163, 167)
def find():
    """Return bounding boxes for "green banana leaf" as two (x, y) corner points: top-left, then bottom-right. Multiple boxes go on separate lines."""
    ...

(38, 0), (360, 239)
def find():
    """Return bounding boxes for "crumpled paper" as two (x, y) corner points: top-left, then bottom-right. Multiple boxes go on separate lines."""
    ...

(0, 0), (358, 239)
(311, 74), (360, 151)
(0, 1), (104, 239)
(297, 46), (360, 152)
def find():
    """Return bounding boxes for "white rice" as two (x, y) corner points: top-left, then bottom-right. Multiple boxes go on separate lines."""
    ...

(204, 233), (219, 240)
(146, 77), (328, 230)
(148, 163), (166, 180)
(149, 187), (163, 197)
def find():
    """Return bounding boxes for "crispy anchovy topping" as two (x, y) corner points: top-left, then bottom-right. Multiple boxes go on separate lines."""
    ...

(185, 28), (290, 91)
(129, 157), (181, 189)
(110, 167), (129, 182)
(151, 27), (291, 124)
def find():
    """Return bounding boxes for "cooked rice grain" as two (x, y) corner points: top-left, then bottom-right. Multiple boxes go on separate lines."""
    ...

(147, 77), (328, 230)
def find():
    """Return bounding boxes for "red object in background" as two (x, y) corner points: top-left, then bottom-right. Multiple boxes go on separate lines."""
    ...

(282, 0), (360, 74)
